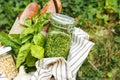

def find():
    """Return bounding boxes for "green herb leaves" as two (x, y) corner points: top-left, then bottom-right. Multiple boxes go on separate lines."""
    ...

(26, 53), (37, 67)
(16, 43), (31, 68)
(33, 33), (46, 46)
(20, 27), (34, 39)
(31, 45), (44, 59)
(15, 13), (50, 68)
(16, 43), (45, 68)
(0, 32), (20, 55)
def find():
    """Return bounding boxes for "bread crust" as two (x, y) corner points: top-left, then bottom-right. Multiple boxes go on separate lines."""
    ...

(9, 2), (39, 34)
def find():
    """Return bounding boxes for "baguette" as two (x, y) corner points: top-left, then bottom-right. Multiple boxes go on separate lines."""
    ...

(9, 2), (39, 34)
(9, 0), (62, 34)
(53, 0), (62, 13)
(40, 0), (62, 15)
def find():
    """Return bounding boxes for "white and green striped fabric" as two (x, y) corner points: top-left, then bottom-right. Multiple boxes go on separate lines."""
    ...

(31, 27), (95, 80)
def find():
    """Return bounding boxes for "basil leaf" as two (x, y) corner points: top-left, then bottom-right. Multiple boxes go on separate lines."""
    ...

(24, 18), (32, 27)
(38, 13), (50, 32)
(8, 34), (21, 45)
(16, 43), (31, 68)
(31, 45), (44, 59)
(33, 33), (45, 46)
(21, 35), (32, 44)
(26, 53), (37, 67)
(20, 18), (32, 28)
(20, 27), (34, 39)
(0, 32), (20, 55)
(33, 13), (50, 33)
(33, 15), (39, 24)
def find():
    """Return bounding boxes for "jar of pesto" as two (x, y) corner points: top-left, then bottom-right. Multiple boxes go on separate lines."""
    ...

(45, 13), (75, 59)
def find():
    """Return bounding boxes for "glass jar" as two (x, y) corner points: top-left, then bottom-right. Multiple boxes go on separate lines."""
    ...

(45, 13), (75, 59)
(0, 46), (18, 80)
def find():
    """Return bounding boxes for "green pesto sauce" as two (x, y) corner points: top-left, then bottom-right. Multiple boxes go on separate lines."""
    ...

(45, 26), (71, 59)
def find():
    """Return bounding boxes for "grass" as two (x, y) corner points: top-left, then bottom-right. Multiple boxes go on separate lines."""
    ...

(77, 27), (120, 79)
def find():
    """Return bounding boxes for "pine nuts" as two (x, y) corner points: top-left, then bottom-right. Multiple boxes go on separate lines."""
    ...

(0, 54), (18, 80)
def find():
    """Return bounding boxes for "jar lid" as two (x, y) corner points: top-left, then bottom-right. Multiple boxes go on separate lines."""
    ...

(0, 47), (11, 56)
(51, 13), (75, 33)
(51, 13), (75, 25)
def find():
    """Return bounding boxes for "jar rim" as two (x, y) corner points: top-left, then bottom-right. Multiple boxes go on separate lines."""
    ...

(0, 47), (11, 56)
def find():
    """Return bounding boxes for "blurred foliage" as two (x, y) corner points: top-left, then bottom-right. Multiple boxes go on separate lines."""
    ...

(77, 27), (120, 79)
(0, 0), (48, 33)
(61, 0), (120, 28)
(0, 0), (120, 79)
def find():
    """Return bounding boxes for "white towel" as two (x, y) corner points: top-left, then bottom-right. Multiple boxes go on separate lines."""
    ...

(30, 27), (95, 80)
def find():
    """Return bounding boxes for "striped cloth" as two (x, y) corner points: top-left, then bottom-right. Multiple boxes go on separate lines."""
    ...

(30, 27), (95, 80)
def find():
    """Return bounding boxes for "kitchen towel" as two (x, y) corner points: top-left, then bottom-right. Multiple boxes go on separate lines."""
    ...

(30, 27), (95, 80)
